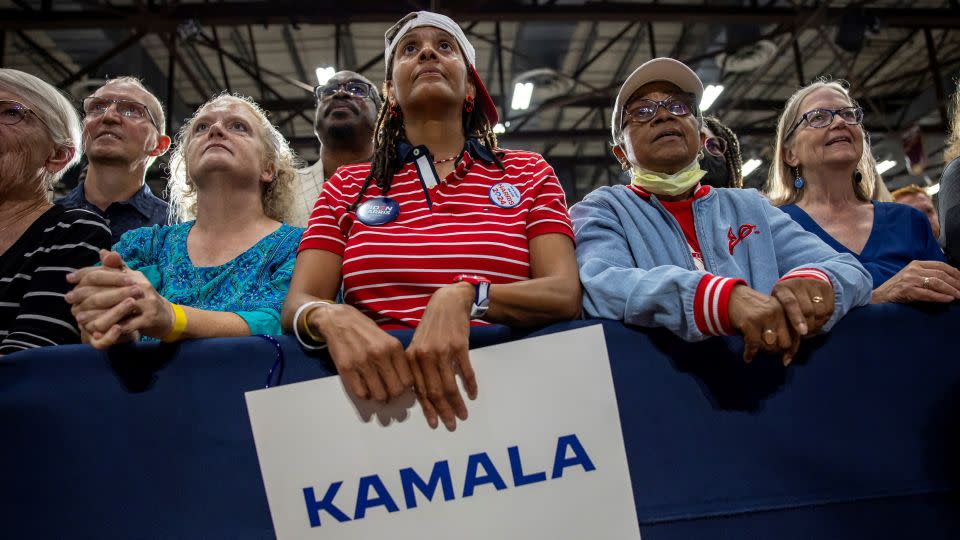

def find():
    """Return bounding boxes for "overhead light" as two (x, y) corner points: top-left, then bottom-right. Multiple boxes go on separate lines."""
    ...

(742, 158), (762, 177)
(700, 84), (724, 112)
(511, 82), (534, 111)
(315, 66), (336, 86)
(875, 160), (896, 175)
(925, 183), (940, 196)
(493, 123), (506, 134)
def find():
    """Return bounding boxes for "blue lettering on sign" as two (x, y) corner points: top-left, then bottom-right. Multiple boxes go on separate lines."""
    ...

(302, 434), (596, 527)
(552, 434), (597, 478)
(400, 460), (455, 509)
(508, 445), (547, 486)
(462, 452), (508, 498)
(302, 482), (351, 527)
(354, 475), (400, 519)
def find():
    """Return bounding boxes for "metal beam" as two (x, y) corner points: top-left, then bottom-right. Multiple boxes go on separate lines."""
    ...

(163, 34), (210, 103)
(166, 32), (176, 136)
(924, 28), (950, 127)
(246, 25), (265, 101)
(210, 26), (232, 92)
(14, 31), (72, 79)
(4, 5), (959, 30)
(282, 25), (308, 83)
(58, 30), (147, 87)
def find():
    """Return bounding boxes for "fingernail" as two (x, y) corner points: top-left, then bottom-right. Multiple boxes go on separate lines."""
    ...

(445, 421), (456, 432)
(66, 273), (76, 282)
(130, 286), (142, 297)
(64, 292), (74, 302)
(799, 322), (808, 335)
(784, 355), (793, 366)
(122, 277), (134, 286)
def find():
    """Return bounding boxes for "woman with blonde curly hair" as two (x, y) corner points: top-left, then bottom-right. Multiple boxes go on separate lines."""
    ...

(767, 79), (960, 304)
(66, 94), (304, 348)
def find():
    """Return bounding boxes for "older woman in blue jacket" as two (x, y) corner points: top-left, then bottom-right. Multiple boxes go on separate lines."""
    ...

(571, 58), (873, 365)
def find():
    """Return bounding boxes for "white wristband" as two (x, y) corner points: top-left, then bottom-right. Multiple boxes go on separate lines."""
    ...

(293, 301), (330, 351)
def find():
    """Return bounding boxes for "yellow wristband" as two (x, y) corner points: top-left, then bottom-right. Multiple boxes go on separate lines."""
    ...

(161, 303), (188, 343)
(301, 300), (335, 343)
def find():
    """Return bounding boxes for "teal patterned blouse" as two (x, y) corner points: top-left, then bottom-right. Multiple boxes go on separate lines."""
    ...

(113, 222), (304, 336)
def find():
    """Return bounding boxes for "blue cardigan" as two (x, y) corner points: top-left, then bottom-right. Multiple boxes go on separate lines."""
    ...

(780, 201), (944, 287)
(571, 186), (873, 342)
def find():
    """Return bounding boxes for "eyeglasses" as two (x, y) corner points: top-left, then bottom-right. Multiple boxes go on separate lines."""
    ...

(0, 100), (49, 128)
(314, 81), (376, 101)
(704, 136), (727, 157)
(785, 106), (864, 140)
(83, 97), (161, 131)
(622, 97), (694, 126)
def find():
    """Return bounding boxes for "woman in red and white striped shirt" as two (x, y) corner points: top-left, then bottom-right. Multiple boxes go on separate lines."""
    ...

(282, 11), (580, 431)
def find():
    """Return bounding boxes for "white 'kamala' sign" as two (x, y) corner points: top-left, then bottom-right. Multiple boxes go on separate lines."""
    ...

(245, 324), (641, 539)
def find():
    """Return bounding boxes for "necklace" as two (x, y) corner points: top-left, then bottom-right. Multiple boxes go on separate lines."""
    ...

(433, 154), (459, 165)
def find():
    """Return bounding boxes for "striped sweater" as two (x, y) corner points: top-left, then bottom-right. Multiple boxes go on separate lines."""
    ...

(0, 206), (111, 355)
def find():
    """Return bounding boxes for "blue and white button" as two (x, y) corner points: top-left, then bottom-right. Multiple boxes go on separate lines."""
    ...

(489, 182), (522, 208)
(356, 197), (400, 226)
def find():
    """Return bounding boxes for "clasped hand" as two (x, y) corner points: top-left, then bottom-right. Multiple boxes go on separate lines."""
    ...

(308, 282), (477, 432)
(65, 250), (174, 349)
(729, 278), (834, 365)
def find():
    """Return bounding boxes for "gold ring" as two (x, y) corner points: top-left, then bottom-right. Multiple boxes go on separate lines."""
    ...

(922, 276), (931, 289)
(812, 295), (823, 303)
(762, 328), (776, 345)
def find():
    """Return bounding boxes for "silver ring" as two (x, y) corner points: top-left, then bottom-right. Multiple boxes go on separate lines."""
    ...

(812, 295), (823, 304)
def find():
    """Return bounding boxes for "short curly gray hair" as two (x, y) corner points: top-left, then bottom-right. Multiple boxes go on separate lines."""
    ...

(166, 93), (302, 223)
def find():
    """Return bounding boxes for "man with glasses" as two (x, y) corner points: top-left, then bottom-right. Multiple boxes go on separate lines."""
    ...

(57, 77), (171, 244)
(291, 70), (381, 227)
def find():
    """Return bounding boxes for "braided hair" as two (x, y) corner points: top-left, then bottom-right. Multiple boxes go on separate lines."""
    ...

(704, 116), (743, 188)
(349, 69), (504, 210)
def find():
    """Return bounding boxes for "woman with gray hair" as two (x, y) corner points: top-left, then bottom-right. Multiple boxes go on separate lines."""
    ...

(65, 94), (303, 348)
(768, 79), (960, 303)
(0, 69), (112, 355)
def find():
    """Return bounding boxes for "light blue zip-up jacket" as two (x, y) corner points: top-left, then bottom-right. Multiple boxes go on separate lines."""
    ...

(571, 185), (873, 341)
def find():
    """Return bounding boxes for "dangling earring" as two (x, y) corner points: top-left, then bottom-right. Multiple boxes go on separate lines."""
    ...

(853, 170), (863, 183)
(793, 166), (805, 189)
(389, 102), (401, 118)
(463, 96), (475, 113)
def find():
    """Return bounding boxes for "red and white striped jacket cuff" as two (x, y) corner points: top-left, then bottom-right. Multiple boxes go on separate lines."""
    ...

(693, 274), (746, 337)
(778, 267), (833, 287)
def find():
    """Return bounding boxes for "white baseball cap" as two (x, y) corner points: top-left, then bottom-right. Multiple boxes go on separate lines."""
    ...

(611, 57), (704, 142)
(384, 11), (499, 126)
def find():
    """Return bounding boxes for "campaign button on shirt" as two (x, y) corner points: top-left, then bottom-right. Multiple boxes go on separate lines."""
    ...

(489, 182), (522, 208)
(356, 197), (400, 226)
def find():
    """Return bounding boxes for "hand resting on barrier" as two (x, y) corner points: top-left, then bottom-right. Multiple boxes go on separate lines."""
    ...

(66, 250), (170, 348)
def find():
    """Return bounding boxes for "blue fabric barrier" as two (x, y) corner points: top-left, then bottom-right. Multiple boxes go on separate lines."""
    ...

(1, 304), (958, 538)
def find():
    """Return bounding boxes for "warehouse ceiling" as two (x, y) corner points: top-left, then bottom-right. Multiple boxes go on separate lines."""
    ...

(2, 0), (959, 200)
